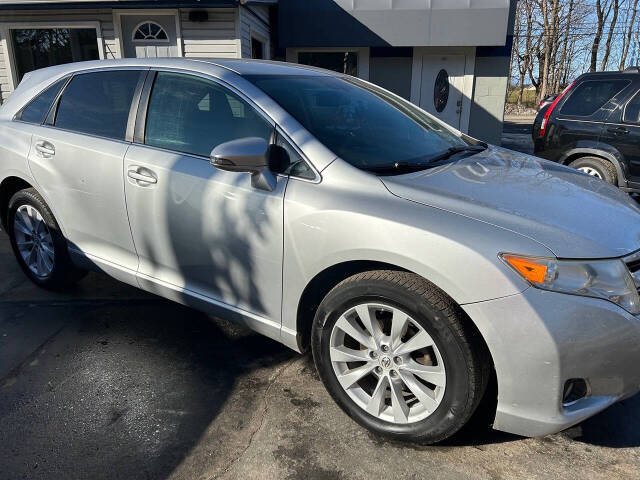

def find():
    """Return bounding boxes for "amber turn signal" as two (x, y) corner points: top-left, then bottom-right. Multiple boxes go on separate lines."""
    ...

(502, 255), (548, 284)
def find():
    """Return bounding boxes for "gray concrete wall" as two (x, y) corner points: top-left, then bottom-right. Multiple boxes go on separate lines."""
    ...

(468, 55), (510, 144)
(369, 56), (412, 100)
(467, 0), (516, 144)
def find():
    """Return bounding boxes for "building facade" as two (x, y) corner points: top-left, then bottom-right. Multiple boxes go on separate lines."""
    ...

(0, 0), (516, 144)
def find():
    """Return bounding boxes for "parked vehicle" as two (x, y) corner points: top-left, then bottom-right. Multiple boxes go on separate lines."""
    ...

(2, 59), (640, 444)
(533, 67), (640, 193)
(537, 93), (558, 111)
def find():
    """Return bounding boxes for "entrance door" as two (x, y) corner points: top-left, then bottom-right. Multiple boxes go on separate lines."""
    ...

(419, 55), (465, 129)
(120, 14), (179, 58)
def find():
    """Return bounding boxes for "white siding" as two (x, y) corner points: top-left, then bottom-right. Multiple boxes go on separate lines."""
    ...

(239, 6), (270, 59)
(0, 33), (7, 103)
(180, 8), (239, 59)
(0, 8), (118, 101)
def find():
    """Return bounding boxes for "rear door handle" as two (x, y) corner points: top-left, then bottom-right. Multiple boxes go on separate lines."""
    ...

(607, 126), (629, 135)
(127, 168), (157, 185)
(34, 141), (55, 157)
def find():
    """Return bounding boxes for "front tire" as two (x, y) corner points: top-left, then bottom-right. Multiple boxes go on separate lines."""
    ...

(7, 188), (85, 289)
(312, 271), (490, 444)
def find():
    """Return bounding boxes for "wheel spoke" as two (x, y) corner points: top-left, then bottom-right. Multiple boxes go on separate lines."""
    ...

(354, 305), (382, 347)
(36, 249), (45, 276)
(14, 216), (32, 236)
(366, 375), (389, 417)
(337, 363), (375, 390)
(399, 372), (440, 413)
(26, 246), (38, 268)
(390, 309), (409, 349)
(40, 243), (54, 263)
(330, 345), (371, 363)
(335, 315), (375, 349)
(40, 247), (53, 272)
(389, 379), (409, 423)
(400, 361), (446, 387)
(394, 330), (435, 356)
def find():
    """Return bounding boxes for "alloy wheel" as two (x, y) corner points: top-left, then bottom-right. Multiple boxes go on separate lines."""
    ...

(329, 302), (446, 424)
(577, 166), (602, 179)
(13, 204), (55, 278)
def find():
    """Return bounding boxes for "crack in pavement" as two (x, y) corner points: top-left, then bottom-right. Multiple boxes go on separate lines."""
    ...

(209, 358), (299, 480)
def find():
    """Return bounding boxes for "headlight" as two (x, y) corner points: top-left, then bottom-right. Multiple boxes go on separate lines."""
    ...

(500, 254), (640, 315)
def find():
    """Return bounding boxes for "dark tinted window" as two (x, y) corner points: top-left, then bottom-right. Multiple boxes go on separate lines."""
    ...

(145, 72), (272, 157)
(271, 133), (315, 180)
(54, 70), (141, 140)
(560, 79), (630, 116)
(18, 78), (67, 124)
(298, 52), (358, 76)
(12, 28), (99, 82)
(247, 74), (465, 170)
(624, 91), (640, 124)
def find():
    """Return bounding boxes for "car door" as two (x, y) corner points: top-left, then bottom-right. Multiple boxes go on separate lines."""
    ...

(601, 83), (640, 187)
(550, 79), (631, 158)
(27, 69), (145, 276)
(123, 70), (286, 327)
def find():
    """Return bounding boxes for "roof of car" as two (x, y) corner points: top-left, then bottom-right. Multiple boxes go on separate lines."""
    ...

(29, 57), (335, 79)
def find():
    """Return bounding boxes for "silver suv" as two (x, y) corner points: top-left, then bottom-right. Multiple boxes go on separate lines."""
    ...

(2, 59), (640, 444)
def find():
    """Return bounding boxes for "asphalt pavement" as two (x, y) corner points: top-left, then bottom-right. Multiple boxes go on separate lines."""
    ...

(1, 167), (640, 479)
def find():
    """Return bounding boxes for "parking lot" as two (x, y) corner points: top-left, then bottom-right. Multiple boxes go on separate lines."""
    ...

(2, 211), (640, 480)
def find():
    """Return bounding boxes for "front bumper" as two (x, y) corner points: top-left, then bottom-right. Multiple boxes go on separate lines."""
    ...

(463, 287), (640, 437)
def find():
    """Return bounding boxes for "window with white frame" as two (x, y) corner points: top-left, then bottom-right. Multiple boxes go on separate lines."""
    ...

(11, 28), (100, 82)
(132, 21), (169, 42)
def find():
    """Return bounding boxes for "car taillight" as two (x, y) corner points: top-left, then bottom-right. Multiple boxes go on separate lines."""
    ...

(540, 81), (575, 137)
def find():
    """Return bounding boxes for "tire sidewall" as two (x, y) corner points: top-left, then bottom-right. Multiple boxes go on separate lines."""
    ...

(312, 278), (474, 442)
(570, 157), (615, 184)
(7, 190), (66, 287)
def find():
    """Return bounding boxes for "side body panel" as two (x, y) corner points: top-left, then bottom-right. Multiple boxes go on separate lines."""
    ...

(599, 80), (640, 187)
(123, 143), (288, 332)
(279, 160), (553, 350)
(27, 126), (138, 272)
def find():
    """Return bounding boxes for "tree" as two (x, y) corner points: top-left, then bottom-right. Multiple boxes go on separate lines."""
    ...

(620, 0), (639, 70)
(600, 0), (621, 70)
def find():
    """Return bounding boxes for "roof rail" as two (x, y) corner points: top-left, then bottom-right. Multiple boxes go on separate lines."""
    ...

(624, 66), (640, 73)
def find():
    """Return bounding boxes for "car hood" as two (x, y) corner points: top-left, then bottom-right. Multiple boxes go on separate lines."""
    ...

(380, 146), (640, 259)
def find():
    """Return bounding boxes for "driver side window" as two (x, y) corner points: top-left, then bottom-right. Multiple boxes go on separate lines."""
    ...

(145, 72), (272, 157)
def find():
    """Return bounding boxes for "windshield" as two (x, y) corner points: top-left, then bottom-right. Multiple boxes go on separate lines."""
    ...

(245, 74), (467, 171)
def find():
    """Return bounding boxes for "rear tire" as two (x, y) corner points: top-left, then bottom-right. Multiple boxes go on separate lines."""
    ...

(569, 156), (617, 185)
(311, 270), (490, 444)
(7, 188), (86, 290)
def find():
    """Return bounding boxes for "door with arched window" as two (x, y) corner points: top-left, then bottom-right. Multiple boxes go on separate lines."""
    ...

(120, 14), (180, 58)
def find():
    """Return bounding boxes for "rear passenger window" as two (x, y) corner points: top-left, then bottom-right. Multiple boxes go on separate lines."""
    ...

(144, 72), (272, 157)
(560, 80), (630, 117)
(624, 91), (640, 124)
(54, 70), (141, 140)
(17, 78), (67, 124)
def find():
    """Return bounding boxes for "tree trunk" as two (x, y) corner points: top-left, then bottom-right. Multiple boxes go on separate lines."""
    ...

(590, 0), (611, 72)
(600, 0), (620, 71)
(620, 0), (639, 70)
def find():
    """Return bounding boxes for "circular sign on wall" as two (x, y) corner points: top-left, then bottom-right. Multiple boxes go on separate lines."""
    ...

(434, 69), (450, 113)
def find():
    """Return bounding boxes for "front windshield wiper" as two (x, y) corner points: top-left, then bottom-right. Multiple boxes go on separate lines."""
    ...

(362, 144), (487, 175)
(424, 145), (487, 164)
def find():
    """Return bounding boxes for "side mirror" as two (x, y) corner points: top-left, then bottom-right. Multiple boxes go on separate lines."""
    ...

(210, 137), (277, 191)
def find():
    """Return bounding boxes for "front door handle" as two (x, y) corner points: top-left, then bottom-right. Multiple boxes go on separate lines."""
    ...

(607, 126), (629, 135)
(34, 141), (55, 157)
(127, 168), (157, 185)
